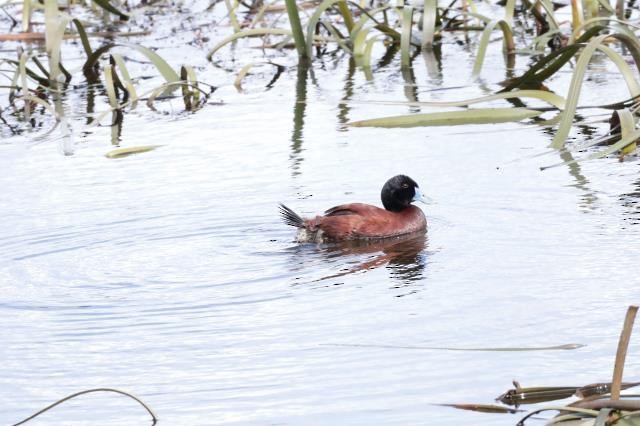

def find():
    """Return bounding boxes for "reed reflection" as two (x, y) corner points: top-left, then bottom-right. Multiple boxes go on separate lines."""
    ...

(620, 178), (640, 226)
(336, 58), (356, 128)
(290, 60), (309, 175)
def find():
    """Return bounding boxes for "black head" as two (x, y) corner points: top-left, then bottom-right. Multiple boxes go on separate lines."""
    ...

(381, 175), (421, 212)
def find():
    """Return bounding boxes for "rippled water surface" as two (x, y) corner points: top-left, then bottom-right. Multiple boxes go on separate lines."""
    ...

(3, 5), (640, 425)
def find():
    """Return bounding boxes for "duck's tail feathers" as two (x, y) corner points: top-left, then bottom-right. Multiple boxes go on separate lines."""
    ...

(279, 203), (305, 228)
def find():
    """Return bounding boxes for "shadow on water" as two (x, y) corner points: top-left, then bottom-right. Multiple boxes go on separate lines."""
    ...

(289, 232), (428, 288)
(290, 60), (309, 176)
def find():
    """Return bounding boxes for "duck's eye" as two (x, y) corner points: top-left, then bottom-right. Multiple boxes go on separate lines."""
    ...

(401, 183), (409, 189)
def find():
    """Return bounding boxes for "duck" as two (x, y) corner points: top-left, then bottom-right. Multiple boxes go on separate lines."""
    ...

(279, 175), (428, 243)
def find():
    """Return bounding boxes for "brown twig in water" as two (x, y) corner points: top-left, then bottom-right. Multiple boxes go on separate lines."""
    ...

(11, 388), (157, 426)
(612, 305), (638, 400)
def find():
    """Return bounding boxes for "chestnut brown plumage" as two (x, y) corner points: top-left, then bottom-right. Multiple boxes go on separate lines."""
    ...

(279, 175), (428, 243)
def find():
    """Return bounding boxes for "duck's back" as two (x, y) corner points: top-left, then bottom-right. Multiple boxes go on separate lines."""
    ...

(304, 203), (426, 241)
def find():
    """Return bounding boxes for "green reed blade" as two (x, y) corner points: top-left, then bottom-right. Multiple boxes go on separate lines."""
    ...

(234, 62), (257, 91)
(44, 0), (69, 84)
(362, 34), (383, 70)
(18, 51), (32, 120)
(534, 0), (560, 30)
(21, 0), (31, 32)
(615, 109), (637, 157)
(436, 403), (523, 414)
(504, 0), (516, 24)
(543, 129), (640, 170)
(571, 18), (640, 43)
(305, 0), (345, 59)
(181, 65), (199, 108)
(103, 63), (118, 109)
(348, 3), (400, 42)
(85, 43), (179, 84)
(551, 33), (640, 149)
(206, 28), (292, 61)
(337, 1), (354, 32)
(5, 58), (50, 87)
(597, 45), (640, 96)
(71, 19), (92, 58)
(422, 0), (437, 49)
(320, 19), (351, 54)
(348, 107), (541, 127)
(285, 0), (308, 60)
(91, 0), (128, 20)
(111, 53), (137, 108)
(224, 0), (240, 33)
(366, 89), (566, 109)
(145, 81), (210, 111)
(105, 145), (161, 158)
(400, 5), (413, 67)
(572, 0), (584, 35)
(352, 25), (372, 58)
(15, 95), (58, 119)
(472, 19), (514, 78)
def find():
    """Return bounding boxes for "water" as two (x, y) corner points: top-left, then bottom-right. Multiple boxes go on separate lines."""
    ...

(3, 5), (640, 425)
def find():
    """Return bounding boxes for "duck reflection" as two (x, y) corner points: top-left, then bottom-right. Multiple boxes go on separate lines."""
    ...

(312, 232), (428, 286)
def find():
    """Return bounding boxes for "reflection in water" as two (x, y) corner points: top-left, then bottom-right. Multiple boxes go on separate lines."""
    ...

(52, 90), (74, 156)
(111, 109), (124, 146)
(620, 178), (640, 226)
(376, 44), (398, 69)
(337, 58), (356, 128)
(401, 65), (420, 113)
(290, 61), (309, 175)
(421, 45), (443, 84)
(558, 149), (598, 211)
(293, 233), (428, 288)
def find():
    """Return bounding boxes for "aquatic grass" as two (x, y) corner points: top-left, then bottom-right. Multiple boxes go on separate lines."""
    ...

(102, 62), (119, 109)
(612, 109), (637, 159)
(85, 44), (180, 84)
(400, 5), (414, 68)
(18, 51), (33, 120)
(206, 28), (293, 61)
(337, 1), (354, 33)
(224, 0), (241, 33)
(305, 0), (348, 59)
(285, 0), (308, 60)
(105, 145), (162, 158)
(44, 0), (70, 85)
(348, 107), (542, 128)
(422, 0), (438, 49)
(4, 0), (640, 159)
(471, 18), (515, 77)
(111, 54), (137, 108)
(180, 65), (199, 111)
(233, 61), (285, 91)
(21, 0), (31, 32)
(551, 32), (640, 149)
(360, 90), (566, 109)
(437, 403), (523, 414)
(146, 81), (211, 111)
(517, 306), (640, 425)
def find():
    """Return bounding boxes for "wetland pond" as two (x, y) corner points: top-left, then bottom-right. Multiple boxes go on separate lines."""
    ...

(2, 1), (640, 425)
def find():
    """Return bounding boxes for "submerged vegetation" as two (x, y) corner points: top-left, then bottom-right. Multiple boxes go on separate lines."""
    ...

(2, 0), (640, 158)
